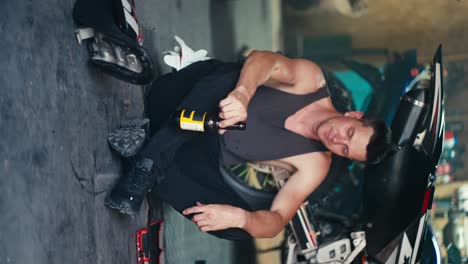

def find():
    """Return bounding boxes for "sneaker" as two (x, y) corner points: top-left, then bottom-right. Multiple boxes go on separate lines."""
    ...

(105, 157), (156, 217)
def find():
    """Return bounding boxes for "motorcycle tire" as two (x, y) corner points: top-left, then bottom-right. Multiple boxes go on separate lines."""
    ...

(89, 36), (155, 85)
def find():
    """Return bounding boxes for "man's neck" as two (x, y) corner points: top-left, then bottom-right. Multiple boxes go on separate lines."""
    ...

(285, 103), (341, 140)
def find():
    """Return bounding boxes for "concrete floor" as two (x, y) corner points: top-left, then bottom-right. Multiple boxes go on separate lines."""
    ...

(0, 0), (277, 263)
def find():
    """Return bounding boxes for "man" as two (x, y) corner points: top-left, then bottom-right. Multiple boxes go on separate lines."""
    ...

(105, 50), (391, 240)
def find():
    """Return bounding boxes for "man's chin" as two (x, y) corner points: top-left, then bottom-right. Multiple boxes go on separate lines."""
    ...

(315, 123), (326, 140)
(316, 129), (325, 143)
(318, 133), (329, 147)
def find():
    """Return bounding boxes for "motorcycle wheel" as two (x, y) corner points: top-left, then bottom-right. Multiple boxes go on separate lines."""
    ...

(88, 35), (155, 85)
(221, 163), (277, 211)
(229, 163), (278, 192)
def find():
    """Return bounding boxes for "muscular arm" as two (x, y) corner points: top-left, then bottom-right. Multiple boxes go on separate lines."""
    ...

(237, 50), (326, 97)
(218, 51), (326, 128)
(242, 152), (331, 238)
(183, 152), (331, 238)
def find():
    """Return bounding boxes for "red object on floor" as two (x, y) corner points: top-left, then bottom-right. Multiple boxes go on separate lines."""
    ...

(136, 220), (164, 264)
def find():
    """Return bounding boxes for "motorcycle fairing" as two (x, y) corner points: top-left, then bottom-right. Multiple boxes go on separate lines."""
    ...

(378, 213), (428, 264)
(363, 145), (432, 259)
(112, 0), (142, 44)
(363, 46), (444, 263)
(73, 0), (142, 51)
(421, 186), (435, 214)
(419, 46), (445, 165)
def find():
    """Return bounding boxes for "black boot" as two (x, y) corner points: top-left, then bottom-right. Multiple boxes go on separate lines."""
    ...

(107, 118), (150, 158)
(105, 157), (156, 217)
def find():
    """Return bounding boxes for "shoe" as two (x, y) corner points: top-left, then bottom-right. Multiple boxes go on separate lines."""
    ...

(105, 157), (155, 217)
(107, 118), (150, 158)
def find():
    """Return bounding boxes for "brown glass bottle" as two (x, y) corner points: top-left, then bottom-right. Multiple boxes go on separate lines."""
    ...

(174, 109), (246, 132)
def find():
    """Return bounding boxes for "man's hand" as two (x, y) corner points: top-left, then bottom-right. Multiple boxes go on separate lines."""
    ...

(218, 85), (250, 133)
(183, 202), (247, 232)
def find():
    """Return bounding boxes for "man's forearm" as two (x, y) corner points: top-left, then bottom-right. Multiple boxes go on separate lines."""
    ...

(234, 51), (280, 101)
(241, 209), (286, 238)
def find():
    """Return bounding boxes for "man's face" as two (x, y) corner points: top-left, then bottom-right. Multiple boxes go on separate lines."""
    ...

(316, 116), (374, 161)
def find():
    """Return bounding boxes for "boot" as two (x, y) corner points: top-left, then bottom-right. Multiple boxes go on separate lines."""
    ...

(105, 157), (156, 217)
(107, 118), (150, 158)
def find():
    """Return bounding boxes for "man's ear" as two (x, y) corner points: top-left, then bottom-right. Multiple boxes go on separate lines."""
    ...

(344, 111), (364, 119)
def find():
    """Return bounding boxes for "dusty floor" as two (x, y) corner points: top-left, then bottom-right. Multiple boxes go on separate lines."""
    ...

(0, 0), (277, 263)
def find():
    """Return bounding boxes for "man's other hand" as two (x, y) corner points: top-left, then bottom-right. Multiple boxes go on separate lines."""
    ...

(183, 202), (246, 232)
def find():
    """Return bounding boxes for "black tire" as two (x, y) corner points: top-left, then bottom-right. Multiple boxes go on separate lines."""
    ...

(90, 36), (155, 85)
(220, 164), (276, 211)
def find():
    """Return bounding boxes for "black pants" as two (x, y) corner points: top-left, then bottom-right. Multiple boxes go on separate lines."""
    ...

(142, 60), (252, 240)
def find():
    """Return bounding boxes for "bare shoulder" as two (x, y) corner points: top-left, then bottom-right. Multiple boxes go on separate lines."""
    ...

(256, 51), (326, 94)
(285, 58), (326, 94)
(292, 59), (325, 81)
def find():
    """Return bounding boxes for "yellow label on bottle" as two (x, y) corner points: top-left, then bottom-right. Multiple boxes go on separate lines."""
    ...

(179, 110), (206, 132)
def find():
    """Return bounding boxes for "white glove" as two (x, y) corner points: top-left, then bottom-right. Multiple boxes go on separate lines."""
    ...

(163, 35), (210, 71)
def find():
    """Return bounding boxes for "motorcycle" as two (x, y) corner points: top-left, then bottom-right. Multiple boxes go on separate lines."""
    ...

(221, 46), (444, 264)
(73, 0), (155, 85)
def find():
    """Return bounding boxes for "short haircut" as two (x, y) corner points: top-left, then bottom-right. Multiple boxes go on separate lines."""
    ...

(362, 119), (392, 164)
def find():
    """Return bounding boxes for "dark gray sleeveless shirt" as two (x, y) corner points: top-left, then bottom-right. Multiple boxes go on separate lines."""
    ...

(220, 85), (329, 166)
